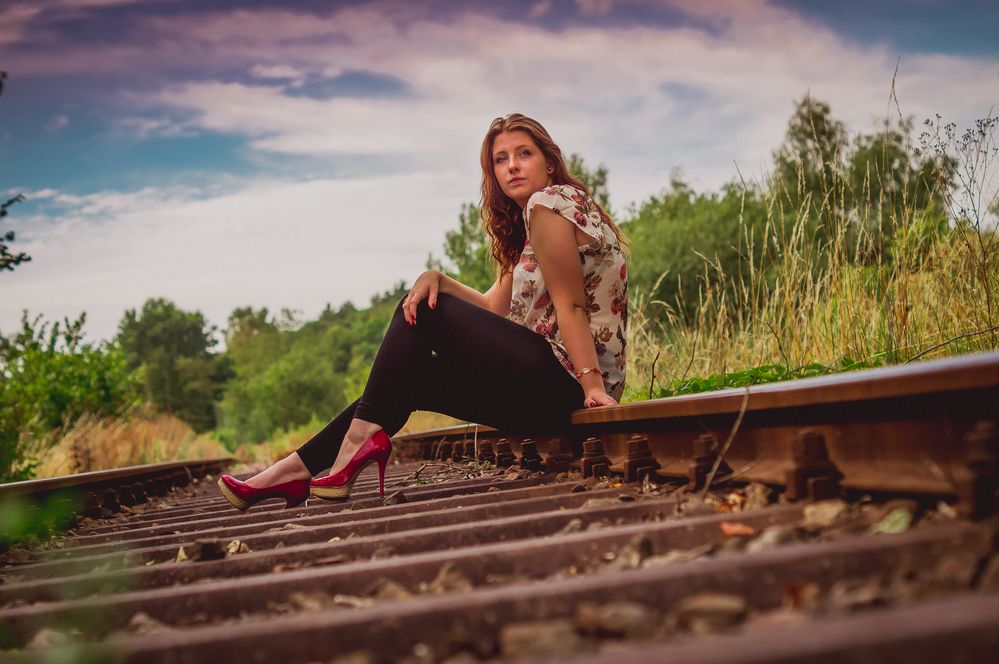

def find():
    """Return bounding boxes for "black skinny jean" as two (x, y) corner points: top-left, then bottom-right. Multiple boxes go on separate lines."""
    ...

(296, 292), (585, 475)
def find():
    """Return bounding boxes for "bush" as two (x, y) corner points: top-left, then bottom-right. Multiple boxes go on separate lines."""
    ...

(0, 312), (141, 482)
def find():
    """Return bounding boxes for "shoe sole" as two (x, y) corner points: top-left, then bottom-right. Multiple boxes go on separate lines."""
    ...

(217, 478), (249, 511)
(309, 459), (377, 500)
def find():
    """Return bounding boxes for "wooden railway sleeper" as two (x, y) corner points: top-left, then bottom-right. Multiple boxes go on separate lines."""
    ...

(785, 429), (843, 502)
(958, 420), (998, 519)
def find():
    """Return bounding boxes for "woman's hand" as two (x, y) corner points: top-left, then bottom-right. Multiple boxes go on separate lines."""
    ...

(403, 271), (441, 325)
(583, 387), (617, 408)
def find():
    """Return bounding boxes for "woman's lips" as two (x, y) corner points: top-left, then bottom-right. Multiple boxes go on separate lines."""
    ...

(509, 178), (525, 186)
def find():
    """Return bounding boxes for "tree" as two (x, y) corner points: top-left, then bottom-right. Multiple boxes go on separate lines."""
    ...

(0, 72), (30, 273)
(846, 117), (954, 260)
(0, 312), (140, 481)
(440, 203), (493, 292)
(116, 298), (228, 432)
(567, 153), (611, 212)
(214, 285), (409, 444)
(774, 94), (848, 201)
(769, 94), (955, 265)
(620, 177), (769, 317)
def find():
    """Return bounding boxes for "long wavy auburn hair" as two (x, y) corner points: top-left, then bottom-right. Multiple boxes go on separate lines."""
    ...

(479, 113), (629, 276)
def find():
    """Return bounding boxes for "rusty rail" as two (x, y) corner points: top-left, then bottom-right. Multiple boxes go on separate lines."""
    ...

(0, 457), (234, 520)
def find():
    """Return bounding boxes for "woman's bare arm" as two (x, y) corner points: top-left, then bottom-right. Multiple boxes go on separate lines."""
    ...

(527, 206), (613, 405)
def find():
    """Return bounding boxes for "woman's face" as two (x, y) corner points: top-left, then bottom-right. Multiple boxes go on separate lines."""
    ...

(491, 130), (552, 208)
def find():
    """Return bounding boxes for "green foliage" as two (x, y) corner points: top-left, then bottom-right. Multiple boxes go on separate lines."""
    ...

(116, 298), (230, 432)
(651, 357), (879, 399)
(0, 492), (79, 551)
(773, 94), (848, 209)
(0, 313), (141, 482)
(772, 95), (953, 260)
(622, 94), (954, 320)
(621, 178), (770, 317)
(441, 203), (493, 292)
(216, 282), (408, 446)
(1, 193), (30, 272)
(566, 153), (611, 212)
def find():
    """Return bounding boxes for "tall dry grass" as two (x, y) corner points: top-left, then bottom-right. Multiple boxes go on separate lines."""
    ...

(28, 409), (231, 479)
(624, 113), (998, 400)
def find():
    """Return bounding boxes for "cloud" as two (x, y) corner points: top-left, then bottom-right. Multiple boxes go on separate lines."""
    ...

(24, 188), (60, 199)
(1, 171), (476, 342)
(44, 114), (70, 133)
(575, 0), (615, 16)
(111, 116), (199, 140)
(528, 1), (553, 19)
(0, 0), (145, 47)
(104, 2), (998, 203)
(0, 4), (42, 46)
(249, 64), (307, 82)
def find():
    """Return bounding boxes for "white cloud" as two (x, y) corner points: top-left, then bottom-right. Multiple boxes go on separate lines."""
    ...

(111, 116), (198, 140)
(249, 63), (307, 83)
(45, 114), (70, 132)
(24, 188), (59, 199)
(1, 172), (476, 342)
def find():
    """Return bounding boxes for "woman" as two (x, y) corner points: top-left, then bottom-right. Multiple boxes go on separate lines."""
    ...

(218, 113), (629, 511)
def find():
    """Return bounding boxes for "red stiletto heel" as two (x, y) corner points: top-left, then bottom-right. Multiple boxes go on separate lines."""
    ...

(310, 429), (393, 501)
(217, 475), (310, 512)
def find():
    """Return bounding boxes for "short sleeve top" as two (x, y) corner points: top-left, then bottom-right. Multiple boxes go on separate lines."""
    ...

(509, 184), (628, 401)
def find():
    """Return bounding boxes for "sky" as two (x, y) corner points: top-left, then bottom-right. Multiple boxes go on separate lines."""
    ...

(2, 0), (998, 343)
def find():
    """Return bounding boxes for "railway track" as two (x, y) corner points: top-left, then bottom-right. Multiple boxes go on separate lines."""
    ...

(1, 352), (997, 663)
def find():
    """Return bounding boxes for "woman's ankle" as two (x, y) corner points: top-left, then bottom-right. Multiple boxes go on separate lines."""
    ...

(247, 454), (311, 487)
(344, 418), (382, 446)
(279, 453), (312, 481)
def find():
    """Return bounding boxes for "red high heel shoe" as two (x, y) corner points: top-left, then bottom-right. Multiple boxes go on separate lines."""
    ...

(310, 429), (392, 500)
(217, 474), (310, 511)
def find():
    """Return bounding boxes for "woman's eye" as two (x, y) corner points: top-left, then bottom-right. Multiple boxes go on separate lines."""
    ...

(518, 150), (531, 157)
(495, 155), (507, 164)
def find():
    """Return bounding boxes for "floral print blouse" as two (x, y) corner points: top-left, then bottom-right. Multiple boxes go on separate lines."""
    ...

(510, 184), (628, 401)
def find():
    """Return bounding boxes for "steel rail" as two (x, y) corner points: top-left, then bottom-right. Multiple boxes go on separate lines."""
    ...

(0, 457), (234, 518)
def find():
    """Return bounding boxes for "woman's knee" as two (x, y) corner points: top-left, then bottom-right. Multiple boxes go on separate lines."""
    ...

(413, 292), (457, 318)
(397, 291), (456, 314)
